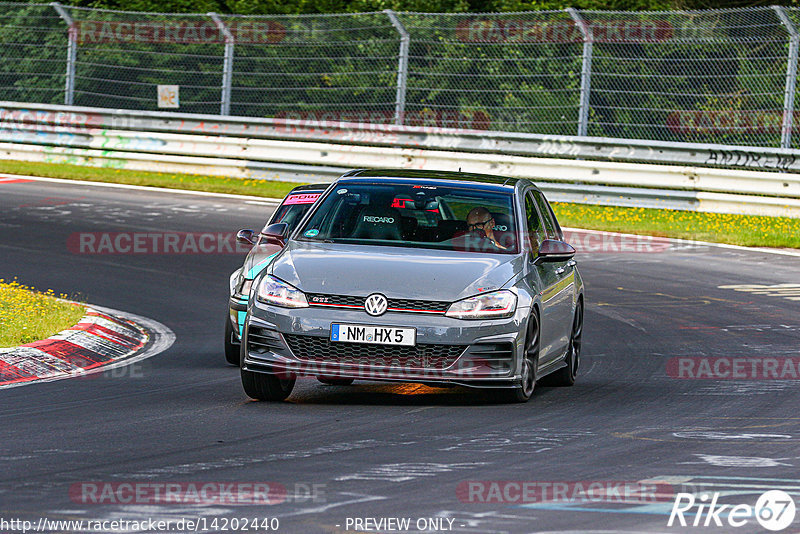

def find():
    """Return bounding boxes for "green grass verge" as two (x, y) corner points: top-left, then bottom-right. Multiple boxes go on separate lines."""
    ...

(0, 279), (86, 347)
(552, 203), (800, 249)
(1, 159), (798, 249)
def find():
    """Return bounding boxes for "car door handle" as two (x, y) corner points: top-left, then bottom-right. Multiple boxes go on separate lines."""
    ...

(555, 267), (566, 275)
(567, 260), (577, 267)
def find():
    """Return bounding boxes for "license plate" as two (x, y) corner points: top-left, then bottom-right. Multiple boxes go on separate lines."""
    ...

(330, 324), (416, 346)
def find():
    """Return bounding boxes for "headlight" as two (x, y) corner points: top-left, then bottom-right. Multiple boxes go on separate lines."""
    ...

(256, 275), (308, 308)
(446, 290), (517, 320)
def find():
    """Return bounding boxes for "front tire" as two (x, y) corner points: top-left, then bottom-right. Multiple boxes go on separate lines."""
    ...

(496, 311), (539, 403)
(241, 368), (296, 401)
(541, 300), (582, 387)
(224, 316), (240, 366)
(239, 314), (296, 401)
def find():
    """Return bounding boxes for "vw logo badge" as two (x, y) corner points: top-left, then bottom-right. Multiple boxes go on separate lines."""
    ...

(364, 293), (388, 316)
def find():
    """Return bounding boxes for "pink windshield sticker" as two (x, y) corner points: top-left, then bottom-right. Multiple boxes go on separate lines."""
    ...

(283, 193), (321, 205)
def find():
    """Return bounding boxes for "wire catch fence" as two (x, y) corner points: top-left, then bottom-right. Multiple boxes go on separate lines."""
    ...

(1, 3), (799, 148)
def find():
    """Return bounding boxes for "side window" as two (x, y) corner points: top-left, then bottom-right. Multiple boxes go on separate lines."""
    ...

(533, 190), (561, 240)
(525, 193), (546, 252)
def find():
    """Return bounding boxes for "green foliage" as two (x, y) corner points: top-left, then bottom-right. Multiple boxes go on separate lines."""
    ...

(27, 0), (800, 14)
(7, 1), (799, 147)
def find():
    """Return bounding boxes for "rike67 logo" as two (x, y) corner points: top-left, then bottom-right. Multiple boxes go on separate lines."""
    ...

(668, 490), (796, 531)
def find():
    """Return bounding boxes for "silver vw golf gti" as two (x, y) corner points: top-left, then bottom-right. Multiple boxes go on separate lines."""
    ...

(240, 170), (584, 403)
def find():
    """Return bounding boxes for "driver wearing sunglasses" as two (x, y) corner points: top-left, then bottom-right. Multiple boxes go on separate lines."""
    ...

(466, 207), (507, 250)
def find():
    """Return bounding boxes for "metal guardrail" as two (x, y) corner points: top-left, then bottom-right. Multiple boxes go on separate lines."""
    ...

(3, 101), (800, 174)
(0, 102), (799, 218)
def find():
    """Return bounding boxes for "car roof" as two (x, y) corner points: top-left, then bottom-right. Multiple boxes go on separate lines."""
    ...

(289, 183), (329, 193)
(338, 169), (534, 193)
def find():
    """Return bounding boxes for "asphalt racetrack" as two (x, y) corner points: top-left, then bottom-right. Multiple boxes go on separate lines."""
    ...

(1, 178), (800, 533)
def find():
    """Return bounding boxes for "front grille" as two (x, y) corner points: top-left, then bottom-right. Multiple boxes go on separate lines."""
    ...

(387, 298), (449, 313)
(306, 293), (449, 314)
(283, 334), (465, 370)
(247, 326), (285, 354)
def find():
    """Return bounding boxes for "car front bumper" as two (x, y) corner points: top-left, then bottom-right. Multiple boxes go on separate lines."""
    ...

(242, 300), (531, 388)
(229, 294), (249, 344)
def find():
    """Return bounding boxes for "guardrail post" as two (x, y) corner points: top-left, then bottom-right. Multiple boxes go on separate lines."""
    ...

(567, 8), (593, 138)
(773, 6), (799, 149)
(51, 2), (76, 106)
(209, 12), (234, 116)
(385, 10), (410, 126)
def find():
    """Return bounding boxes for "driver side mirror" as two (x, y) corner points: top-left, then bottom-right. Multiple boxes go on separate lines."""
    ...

(236, 229), (256, 246)
(533, 239), (576, 264)
(261, 223), (288, 244)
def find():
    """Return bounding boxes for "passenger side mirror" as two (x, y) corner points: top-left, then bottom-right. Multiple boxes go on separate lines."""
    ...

(534, 239), (576, 264)
(236, 229), (256, 246)
(262, 223), (288, 243)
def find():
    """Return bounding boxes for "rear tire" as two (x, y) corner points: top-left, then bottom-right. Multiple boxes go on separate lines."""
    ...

(224, 316), (240, 366)
(540, 301), (582, 387)
(496, 311), (539, 403)
(317, 376), (354, 386)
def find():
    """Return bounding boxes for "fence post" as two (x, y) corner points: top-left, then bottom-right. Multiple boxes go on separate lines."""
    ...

(567, 8), (593, 137)
(385, 10), (410, 126)
(51, 2), (76, 106)
(209, 12), (234, 116)
(773, 6), (799, 149)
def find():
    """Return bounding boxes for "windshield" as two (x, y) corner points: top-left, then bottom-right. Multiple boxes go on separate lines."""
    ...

(297, 183), (518, 254)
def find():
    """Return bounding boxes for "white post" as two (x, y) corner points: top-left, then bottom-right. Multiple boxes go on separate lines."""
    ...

(774, 5), (799, 148)
(51, 2), (76, 106)
(209, 12), (234, 116)
(567, 8), (593, 137)
(385, 10), (410, 126)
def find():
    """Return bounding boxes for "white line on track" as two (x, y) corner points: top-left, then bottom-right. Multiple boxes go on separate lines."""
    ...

(0, 173), (281, 204)
(562, 226), (800, 258)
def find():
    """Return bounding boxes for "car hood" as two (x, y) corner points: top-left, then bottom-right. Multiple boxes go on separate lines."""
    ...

(270, 240), (523, 301)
